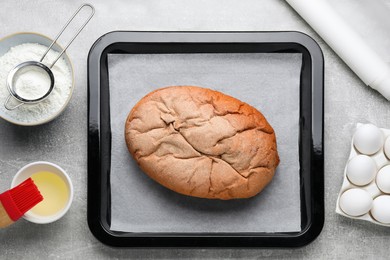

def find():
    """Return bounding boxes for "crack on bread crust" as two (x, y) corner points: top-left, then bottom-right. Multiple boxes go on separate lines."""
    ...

(176, 128), (248, 180)
(209, 160), (215, 194)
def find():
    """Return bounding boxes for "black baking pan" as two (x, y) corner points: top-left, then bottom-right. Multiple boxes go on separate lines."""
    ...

(87, 31), (324, 247)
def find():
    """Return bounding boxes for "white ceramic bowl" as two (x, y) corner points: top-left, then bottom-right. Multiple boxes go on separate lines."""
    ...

(11, 161), (74, 224)
(0, 32), (75, 126)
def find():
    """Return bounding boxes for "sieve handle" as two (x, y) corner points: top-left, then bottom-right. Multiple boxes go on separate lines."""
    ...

(39, 3), (95, 69)
(4, 95), (24, 110)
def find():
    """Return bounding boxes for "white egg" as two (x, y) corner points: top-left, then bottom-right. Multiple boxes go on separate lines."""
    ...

(370, 195), (390, 224)
(384, 136), (390, 159)
(353, 124), (384, 155)
(339, 188), (373, 217)
(376, 165), (390, 193)
(346, 155), (377, 186)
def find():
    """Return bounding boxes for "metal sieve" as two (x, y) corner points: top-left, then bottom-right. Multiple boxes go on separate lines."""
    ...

(4, 3), (95, 110)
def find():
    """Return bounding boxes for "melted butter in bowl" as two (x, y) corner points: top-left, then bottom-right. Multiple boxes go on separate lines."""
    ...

(30, 171), (69, 217)
(11, 161), (73, 224)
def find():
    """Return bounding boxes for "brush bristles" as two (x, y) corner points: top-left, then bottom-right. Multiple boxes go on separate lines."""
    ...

(9, 178), (43, 214)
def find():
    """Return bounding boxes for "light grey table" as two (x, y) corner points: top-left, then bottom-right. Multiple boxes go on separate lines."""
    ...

(1, 0), (390, 258)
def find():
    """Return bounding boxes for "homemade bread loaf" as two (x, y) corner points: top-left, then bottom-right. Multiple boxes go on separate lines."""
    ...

(125, 86), (279, 200)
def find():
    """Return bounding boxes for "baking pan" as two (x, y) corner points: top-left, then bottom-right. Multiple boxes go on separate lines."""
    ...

(87, 31), (324, 247)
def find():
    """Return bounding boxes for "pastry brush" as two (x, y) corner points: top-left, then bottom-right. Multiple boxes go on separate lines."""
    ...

(0, 178), (43, 228)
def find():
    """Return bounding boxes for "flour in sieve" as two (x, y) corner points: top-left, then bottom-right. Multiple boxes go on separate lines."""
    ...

(14, 66), (51, 100)
(0, 43), (72, 123)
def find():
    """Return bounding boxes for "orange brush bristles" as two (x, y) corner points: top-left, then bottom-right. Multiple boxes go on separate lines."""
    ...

(0, 178), (43, 221)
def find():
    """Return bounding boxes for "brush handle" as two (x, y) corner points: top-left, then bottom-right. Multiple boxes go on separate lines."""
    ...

(286, 0), (390, 100)
(0, 201), (14, 228)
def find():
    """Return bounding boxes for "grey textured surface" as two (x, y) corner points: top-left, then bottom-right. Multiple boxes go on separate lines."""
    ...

(1, 0), (390, 259)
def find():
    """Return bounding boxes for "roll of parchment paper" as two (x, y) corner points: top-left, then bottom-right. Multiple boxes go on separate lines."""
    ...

(286, 0), (390, 100)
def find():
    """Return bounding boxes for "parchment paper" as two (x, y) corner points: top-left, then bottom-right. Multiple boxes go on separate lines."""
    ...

(108, 53), (302, 232)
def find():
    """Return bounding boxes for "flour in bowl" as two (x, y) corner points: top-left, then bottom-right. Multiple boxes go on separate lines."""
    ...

(0, 43), (72, 124)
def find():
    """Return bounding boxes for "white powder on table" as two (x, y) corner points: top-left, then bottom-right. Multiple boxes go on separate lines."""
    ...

(0, 43), (72, 124)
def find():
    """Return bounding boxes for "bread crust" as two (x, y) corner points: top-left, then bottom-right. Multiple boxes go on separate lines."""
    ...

(125, 86), (279, 200)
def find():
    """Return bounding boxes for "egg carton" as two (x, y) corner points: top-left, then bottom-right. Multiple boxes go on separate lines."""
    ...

(336, 123), (390, 226)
